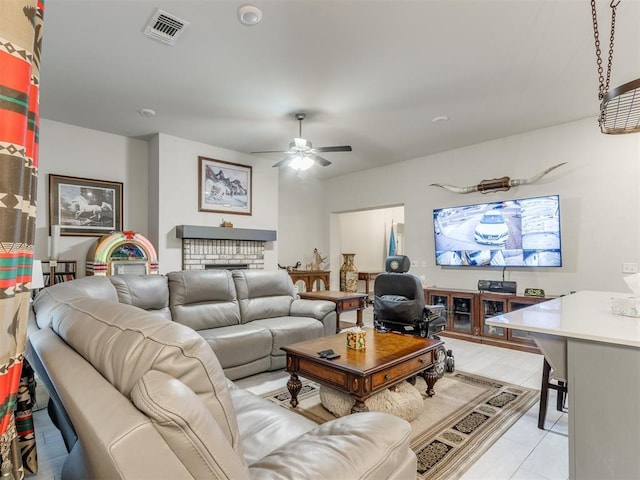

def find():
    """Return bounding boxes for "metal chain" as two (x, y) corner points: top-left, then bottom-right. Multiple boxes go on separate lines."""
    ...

(591, 0), (620, 100)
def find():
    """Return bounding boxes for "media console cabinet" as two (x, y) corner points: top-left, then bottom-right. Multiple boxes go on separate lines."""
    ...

(424, 288), (551, 353)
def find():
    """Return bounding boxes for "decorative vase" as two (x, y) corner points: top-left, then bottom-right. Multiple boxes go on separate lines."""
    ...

(340, 253), (358, 292)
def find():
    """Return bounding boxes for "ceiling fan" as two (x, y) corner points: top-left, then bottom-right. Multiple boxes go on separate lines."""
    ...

(251, 113), (352, 170)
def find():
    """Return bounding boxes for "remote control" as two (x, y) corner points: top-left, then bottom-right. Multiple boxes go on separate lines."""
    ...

(317, 349), (335, 358)
(324, 353), (340, 360)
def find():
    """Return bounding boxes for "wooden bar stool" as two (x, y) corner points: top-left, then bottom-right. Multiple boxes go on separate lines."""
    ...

(538, 358), (568, 429)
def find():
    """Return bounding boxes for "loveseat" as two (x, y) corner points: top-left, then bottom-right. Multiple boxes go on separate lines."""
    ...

(26, 272), (417, 479)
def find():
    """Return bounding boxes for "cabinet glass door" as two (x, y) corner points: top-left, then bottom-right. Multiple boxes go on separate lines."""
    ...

(452, 296), (473, 333)
(508, 301), (535, 341)
(429, 294), (451, 330)
(482, 299), (506, 337)
(429, 294), (448, 308)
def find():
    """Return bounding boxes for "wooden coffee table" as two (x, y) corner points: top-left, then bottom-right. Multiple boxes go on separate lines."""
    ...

(282, 328), (444, 414)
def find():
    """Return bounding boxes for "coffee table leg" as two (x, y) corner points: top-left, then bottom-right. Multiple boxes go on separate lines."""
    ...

(287, 373), (302, 408)
(351, 399), (369, 414)
(422, 370), (439, 397)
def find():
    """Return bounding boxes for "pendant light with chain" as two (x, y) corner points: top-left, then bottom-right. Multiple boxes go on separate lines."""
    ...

(591, 0), (640, 134)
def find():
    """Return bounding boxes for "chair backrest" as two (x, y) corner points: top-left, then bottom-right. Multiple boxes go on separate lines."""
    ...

(168, 269), (241, 330)
(232, 270), (295, 323)
(374, 256), (425, 323)
(109, 274), (171, 320)
(47, 297), (242, 451)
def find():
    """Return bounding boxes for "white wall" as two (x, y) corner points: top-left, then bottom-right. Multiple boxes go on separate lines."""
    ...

(40, 115), (640, 295)
(37, 119), (148, 275)
(37, 123), (279, 276)
(150, 133), (280, 273)
(335, 206), (405, 271)
(319, 118), (640, 296)
(276, 168), (327, 270)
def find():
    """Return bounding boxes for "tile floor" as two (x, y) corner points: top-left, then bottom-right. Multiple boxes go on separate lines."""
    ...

(29, 307), (568, 480)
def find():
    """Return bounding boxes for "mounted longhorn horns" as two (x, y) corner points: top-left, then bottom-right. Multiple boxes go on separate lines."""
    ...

(430, 162), (568, 194)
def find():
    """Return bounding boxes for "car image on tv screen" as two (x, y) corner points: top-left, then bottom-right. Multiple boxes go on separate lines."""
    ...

(433, 195), (561, 267)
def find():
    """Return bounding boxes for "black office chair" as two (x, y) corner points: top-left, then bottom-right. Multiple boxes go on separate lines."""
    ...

(373, 255), (454, 377)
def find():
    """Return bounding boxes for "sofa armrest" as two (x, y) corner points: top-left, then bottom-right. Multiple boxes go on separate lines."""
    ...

(290, 299), (337, 336)
(249, 412), (416, 479)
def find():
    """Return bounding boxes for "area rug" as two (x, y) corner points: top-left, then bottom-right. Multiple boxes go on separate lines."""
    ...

(262, 371), (539, 479)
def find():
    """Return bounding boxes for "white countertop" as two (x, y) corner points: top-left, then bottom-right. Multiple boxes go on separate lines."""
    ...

(485, 290), (640, 348)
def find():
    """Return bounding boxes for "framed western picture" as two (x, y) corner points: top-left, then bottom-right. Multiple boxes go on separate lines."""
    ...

(198, 156), (252, 215)
(49, 174), (123, 236)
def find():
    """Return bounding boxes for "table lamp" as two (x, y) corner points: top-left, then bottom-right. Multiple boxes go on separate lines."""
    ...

(31, 260), (45, 299)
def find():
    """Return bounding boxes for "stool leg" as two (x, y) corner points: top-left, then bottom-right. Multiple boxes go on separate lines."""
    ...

(557, 380), (567, 411)
(538, 359), (551, 429)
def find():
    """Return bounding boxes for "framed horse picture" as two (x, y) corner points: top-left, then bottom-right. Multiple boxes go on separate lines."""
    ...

(49, 174), (123, 236)
(198, 157), (252, 215)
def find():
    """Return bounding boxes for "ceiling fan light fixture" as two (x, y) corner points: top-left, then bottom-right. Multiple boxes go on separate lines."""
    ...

(238, 5), (262, 26)
(289, 155), (313, 171)
(292, 137), (311, 150)
(252, 112), (351, 169)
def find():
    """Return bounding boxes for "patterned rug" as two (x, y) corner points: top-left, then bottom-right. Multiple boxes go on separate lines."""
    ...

(262, 371), (539, 479)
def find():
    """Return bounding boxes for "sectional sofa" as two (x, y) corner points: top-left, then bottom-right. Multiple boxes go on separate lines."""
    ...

(26, 269), (418, 478)
(30, 269), (337, 380)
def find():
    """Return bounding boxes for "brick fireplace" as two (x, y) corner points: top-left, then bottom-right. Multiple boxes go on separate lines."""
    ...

(182, 239), (264, 270)
(177, 225), (277, 271)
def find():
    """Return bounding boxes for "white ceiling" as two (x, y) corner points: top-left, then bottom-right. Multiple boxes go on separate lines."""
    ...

(39, 0), (640, 179)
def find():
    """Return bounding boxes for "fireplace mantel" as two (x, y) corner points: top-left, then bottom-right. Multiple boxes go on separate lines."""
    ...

(176, 225), (277, 242)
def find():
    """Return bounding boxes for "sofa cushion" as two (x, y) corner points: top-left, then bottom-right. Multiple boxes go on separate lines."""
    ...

(232, 270), (295, 323)
(230, 388), (316, 466)
(32, 276), (117, 329)
(109, 274), (171, 320)
(132, 370), (251, 480)
(48, 297), (242, 453)
(250, 317), (324, 356)
(197, 324), (272, 369)
(168, 270), (241, 329)
(250, 412), (415, 479)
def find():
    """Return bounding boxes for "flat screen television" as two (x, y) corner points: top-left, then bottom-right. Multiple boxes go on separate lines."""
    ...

(433, 194), (561, 267)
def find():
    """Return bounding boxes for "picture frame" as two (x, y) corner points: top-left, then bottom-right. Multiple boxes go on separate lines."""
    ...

(49, 174), (123, 236)
(198, 156), (252, 216)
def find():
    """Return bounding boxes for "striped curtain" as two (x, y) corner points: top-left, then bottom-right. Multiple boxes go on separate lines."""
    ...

(0, 1), (44, 478)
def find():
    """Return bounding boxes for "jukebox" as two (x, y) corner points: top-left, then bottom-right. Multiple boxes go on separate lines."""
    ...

(86, 231), (159, 276)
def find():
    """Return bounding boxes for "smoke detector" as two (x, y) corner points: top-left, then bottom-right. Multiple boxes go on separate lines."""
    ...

(238, 5), (262, 26)
(143, 8), (189, 45)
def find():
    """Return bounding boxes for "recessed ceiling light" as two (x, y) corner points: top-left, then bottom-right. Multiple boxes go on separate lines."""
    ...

(432, 115), (449, 124)
(238, 5), (262, 26)
(138, 108), (156, 117)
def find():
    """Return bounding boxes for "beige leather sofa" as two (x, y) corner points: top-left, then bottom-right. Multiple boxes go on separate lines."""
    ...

(27, 279), (417, 478)
(30, 269), (336, 380)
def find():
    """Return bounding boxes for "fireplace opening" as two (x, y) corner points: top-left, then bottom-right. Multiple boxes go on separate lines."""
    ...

(204, 264), (249, 270)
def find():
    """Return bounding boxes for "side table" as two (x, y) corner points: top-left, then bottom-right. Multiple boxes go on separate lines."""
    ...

(298, 291), (368, 333)
(358, 271), (382, 304)
(288, 270), (330, 292)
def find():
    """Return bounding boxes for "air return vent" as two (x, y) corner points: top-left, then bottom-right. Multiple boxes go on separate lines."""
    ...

(143, 8), (189, 46)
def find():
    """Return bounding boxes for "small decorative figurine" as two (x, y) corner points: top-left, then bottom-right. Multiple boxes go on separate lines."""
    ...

(306, 248), (328, 270)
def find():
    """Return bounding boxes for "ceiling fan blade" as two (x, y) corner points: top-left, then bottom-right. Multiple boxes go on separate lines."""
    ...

(315, 145), (352, 153)
(308, 153), (332, 167)
(272, 157), (292, 168)
(251, 149), (289, 154)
